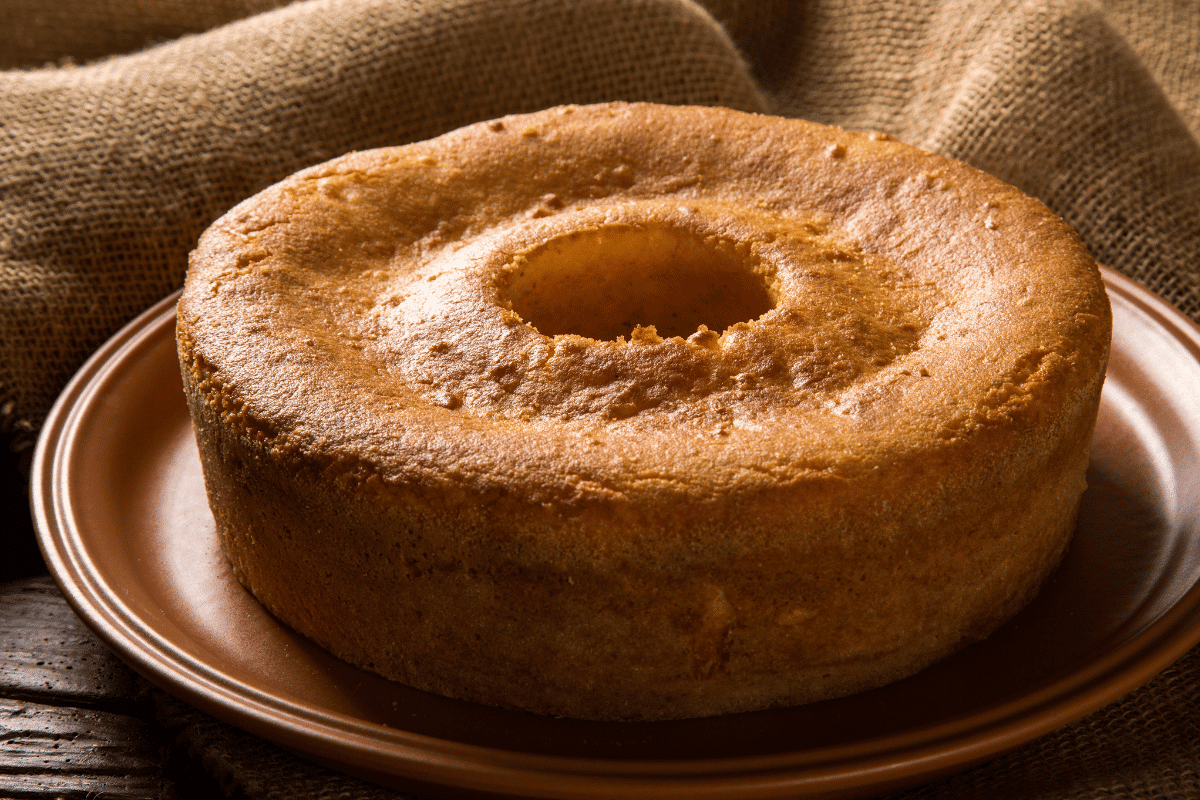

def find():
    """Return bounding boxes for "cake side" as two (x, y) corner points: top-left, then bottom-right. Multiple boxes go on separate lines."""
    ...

(179, 316), (1103, 720)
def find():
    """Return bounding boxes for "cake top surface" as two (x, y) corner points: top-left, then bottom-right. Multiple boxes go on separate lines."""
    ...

(178, 102), (1111, 504)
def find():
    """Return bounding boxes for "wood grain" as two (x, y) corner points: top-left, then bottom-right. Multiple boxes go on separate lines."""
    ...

(0, 576), (142, 706)
(0, 575), (182, 799)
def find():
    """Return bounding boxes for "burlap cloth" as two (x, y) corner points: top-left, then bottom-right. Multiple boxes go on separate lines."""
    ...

(4, 0), (1200, 796)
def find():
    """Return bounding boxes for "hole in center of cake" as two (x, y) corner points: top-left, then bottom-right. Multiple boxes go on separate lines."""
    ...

(503, 224), (775, 341)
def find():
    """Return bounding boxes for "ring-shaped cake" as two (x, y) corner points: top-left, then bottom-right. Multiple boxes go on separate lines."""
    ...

(177, 103), (1111, 721)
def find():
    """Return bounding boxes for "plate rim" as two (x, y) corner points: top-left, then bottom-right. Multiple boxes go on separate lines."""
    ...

(30, 268), (1200, 798)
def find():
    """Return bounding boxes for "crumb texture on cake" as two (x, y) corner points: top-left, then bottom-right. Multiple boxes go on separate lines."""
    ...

(177, 102), (1111, 721)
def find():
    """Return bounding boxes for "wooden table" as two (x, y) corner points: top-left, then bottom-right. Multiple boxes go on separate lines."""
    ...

(0, 563), (426, 798)
(1, 573), (208, 798)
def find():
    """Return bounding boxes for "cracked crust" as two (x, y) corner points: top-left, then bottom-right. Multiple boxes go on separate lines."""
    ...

(177, 103), (1111, 720)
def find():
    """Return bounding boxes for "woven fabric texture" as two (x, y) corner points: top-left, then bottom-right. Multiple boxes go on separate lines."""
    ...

(4, 0), (1200, 797)
(0, 0), (766, 462)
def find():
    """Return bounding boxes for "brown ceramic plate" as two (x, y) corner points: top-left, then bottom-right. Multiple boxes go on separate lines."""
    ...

(33, 268), (1200, 800)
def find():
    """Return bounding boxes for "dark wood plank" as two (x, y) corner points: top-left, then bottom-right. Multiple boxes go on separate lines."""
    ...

(0, 697), (174, 798)
(0, 575), (143, 709)
(0, 576), (190, 799)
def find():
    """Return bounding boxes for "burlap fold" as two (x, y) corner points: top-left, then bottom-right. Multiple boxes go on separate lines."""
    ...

(6, 0), (1200, 452)
(5, 0), (1200, 797)
(0, 0), (767, 457)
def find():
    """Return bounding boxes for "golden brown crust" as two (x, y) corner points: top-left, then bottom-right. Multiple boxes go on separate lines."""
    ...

(177, 102), (1111, 720)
